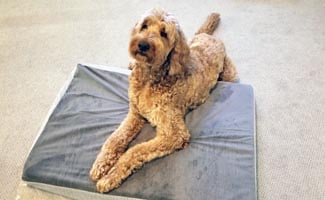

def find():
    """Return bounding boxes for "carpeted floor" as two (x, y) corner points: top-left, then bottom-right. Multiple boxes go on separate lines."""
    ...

(1, 0), (325, 199)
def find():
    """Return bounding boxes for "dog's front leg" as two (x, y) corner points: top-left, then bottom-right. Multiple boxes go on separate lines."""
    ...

(89, 110), (145, 181)
(96, 116), (190, 193)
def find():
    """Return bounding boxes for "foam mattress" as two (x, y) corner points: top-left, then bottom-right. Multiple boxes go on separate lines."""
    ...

(22, 64), (257, 200)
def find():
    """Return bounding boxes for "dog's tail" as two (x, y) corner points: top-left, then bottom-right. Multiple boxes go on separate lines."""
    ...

(195, 13), (220, 35)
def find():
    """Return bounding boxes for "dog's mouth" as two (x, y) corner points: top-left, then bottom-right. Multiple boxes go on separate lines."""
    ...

(133, 50), (153, 63)
(136, 51), (147, 57)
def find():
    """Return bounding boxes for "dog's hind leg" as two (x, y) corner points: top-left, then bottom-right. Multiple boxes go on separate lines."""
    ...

(96, 115), (190, 193)
(90, 110), (145, 181)
(219, 55), (238, 82)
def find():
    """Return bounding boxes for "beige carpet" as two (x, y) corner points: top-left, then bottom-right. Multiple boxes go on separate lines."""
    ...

(1, 0), (325, 199)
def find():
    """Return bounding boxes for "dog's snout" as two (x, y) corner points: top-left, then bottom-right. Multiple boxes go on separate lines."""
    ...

(138, 41), (150, 52)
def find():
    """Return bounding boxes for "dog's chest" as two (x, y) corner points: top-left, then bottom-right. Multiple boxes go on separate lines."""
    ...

(130, 82), (170, 116)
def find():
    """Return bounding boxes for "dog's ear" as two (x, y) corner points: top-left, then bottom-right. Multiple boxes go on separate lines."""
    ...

(168, 29), (190, 76)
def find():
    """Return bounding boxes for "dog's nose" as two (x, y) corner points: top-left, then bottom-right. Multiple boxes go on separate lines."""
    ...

(138, 41), (150, 52)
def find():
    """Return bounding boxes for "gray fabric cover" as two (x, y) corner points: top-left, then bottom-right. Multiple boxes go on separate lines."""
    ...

(22, 64), (256, 200)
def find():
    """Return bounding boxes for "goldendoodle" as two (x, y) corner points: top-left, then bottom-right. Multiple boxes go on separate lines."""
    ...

(90, 8), (237, 193)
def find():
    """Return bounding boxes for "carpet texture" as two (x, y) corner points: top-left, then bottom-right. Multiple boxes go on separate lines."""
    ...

(1, 0), (325, 200)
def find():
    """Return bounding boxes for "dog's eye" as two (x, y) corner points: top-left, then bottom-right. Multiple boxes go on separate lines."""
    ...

(141, 24), (148, 30)
(160, 31), (168, 38)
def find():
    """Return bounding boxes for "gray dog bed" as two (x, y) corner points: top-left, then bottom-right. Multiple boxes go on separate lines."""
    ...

(22, 64), (257, 200)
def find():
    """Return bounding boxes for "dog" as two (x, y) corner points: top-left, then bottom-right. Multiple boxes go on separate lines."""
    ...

(90, 8), (237, 193)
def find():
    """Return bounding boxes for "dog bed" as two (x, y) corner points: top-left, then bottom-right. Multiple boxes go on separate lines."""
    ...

(22, 64), (257, 200)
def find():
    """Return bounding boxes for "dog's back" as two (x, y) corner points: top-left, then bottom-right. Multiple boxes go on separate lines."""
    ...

(185, 12), (237, 110)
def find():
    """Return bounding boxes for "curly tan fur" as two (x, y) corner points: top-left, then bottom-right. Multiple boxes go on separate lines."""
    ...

(90, 8), (237, 193)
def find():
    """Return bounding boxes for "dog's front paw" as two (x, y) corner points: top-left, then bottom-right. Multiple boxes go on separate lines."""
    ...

(89, 158), (117, 181)
(89, 148), (124, 181)
(89, 161), (108, 181)
(96, 170), (121, 193)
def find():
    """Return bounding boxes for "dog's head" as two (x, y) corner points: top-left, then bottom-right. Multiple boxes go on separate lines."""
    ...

(129, 8), (190, 76)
